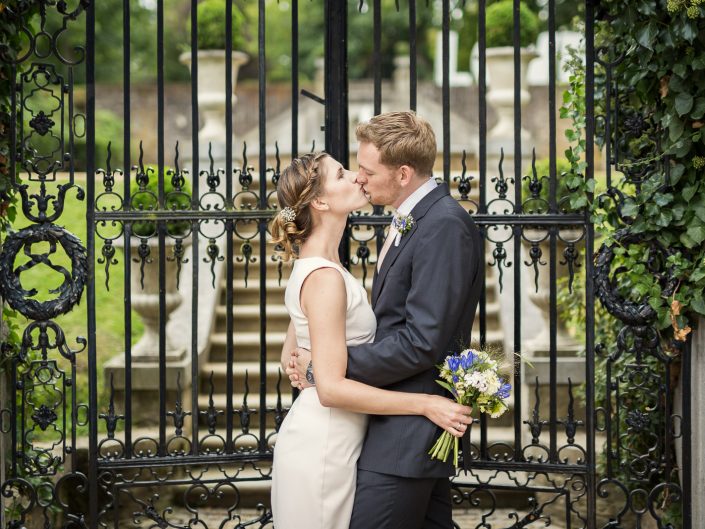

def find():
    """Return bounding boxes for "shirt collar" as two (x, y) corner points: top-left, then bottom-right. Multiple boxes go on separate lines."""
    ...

(396, 177), (438, 217)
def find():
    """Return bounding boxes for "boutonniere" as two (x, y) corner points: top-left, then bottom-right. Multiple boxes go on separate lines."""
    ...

(392, 213), (415, 245)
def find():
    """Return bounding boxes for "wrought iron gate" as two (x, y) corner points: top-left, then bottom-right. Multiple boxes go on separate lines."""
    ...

(0, 1), (691, 528)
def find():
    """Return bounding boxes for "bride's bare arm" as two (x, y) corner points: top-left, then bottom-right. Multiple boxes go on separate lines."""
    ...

(301, 268), (471, 437)
(280, 321), (297, 373)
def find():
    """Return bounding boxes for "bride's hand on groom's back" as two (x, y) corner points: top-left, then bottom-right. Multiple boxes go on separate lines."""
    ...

(286, 347), (313, 390)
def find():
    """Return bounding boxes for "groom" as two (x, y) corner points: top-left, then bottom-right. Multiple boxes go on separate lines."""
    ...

(287, 111), (483, 528)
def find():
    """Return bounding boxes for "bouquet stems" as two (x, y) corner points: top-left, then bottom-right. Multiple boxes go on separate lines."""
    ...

(428, 432), (460, 467)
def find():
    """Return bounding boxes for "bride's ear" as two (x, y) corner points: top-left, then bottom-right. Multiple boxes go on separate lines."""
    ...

(310, 197), (329, 212)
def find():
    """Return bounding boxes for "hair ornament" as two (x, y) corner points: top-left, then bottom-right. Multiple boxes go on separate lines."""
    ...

(279, 206), (297, 223)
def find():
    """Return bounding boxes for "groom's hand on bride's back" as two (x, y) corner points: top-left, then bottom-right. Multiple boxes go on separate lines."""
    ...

(286, 347), (313, 389)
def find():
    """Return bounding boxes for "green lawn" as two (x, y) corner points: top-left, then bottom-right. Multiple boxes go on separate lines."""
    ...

(10, 175), (143, 438)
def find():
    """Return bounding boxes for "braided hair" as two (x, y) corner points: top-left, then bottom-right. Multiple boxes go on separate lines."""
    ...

(270, 152), (328, 260)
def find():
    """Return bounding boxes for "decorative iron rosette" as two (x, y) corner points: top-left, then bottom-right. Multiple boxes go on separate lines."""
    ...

(0, 223), (87, 321)
(594, 228), (678, 326)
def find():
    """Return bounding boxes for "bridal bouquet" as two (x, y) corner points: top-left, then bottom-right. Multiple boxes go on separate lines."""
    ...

(428, 348), (511, 467)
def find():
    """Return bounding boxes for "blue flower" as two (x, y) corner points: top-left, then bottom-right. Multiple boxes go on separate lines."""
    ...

(452, 374), (459, 384)
(495, 380), (511, 399)
(460, 350), (477, 369)
(446, 356), (461, 373)
(392, 213), (415, 236)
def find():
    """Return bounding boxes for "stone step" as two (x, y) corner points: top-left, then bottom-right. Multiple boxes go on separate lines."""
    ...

(214, 305), (291, 333)
(209, 331), (286, 362)
(222, 279), (288, 305)
(201, 361), (287, 394)
(207, 327), (506, 363)
(212, 300), (503, 336)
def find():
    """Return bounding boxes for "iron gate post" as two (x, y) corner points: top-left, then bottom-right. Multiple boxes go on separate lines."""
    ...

(324, 0), (351, 267)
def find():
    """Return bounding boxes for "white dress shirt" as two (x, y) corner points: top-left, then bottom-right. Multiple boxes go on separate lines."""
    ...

(391, 177), (438, 247)
(377, 177), (438, 270)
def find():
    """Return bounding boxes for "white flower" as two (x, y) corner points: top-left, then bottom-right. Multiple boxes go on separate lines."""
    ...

(465, 371), (489, 393)
(490, 401), (508, 418)
(483, 371), (501, 395)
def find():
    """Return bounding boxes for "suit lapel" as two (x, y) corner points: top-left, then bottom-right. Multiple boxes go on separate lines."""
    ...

(371, 183), (450, 307)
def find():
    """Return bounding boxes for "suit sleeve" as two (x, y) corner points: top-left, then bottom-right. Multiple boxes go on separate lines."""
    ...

(346, 214), (479, 387)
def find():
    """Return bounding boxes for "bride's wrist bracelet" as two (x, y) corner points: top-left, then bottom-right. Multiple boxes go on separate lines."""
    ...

(306, 361), (316, 385)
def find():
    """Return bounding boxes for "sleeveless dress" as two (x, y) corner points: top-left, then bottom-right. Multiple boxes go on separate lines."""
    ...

(271, 257), (377, 529)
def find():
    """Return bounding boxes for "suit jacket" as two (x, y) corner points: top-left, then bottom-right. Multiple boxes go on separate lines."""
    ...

(346, 183), (483, 478)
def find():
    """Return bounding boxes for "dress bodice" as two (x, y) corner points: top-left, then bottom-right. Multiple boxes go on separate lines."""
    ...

(284, 257), (376, 350)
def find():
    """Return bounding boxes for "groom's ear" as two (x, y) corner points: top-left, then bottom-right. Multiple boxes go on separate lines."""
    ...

(398, 165), (415, 187)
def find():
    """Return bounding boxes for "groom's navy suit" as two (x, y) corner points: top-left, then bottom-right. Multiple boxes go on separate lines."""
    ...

(346, 183), (483, 529)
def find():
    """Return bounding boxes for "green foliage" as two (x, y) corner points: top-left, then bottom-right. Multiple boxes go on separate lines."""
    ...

(129, 168), (192, 237)
(485, 0), (540, 48)
(194, 0), (246, 50)
(586, 0), (705, 337)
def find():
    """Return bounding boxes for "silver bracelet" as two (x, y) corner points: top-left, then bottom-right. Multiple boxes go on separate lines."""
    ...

(305, 360), (315, 385)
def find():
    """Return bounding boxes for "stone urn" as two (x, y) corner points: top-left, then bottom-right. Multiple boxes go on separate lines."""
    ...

(114, 236), (192, 362)
(521, 228), (582, 354)
(485, 46), (538, 142)
(179, 50), (249, 143)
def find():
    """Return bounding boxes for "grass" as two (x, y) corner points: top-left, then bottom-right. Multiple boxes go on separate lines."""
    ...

(9, 175), (143, 439)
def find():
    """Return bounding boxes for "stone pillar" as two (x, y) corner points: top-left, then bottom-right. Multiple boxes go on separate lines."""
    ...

(672, 319), (702, 527)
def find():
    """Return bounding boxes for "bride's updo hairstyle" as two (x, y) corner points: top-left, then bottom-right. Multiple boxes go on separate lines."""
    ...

(270, 152), (328, 260)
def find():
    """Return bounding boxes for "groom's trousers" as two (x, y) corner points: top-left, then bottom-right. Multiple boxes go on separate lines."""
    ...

(348, 469), (452, 529)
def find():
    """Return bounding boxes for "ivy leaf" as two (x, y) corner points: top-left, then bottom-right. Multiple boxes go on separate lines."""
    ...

(692, 97), (705, 120)
(693, 55), (705, 71)
(654, 193), (674, 206)
(694, 202), (705, 223)
(621, 201), (639, 217)
(670, 163), (685, 184)
(683, 184), (699, 202)
(672, 203), (686, 221)
(686, 223), (705, 245)
(675, 92), (693, 116)
(669, 117), (684, 142)
(672, 63), (687, 78)
(691, 295), (705, 317)
(637, 21), (658, 50)
(680, 231), (696, 248)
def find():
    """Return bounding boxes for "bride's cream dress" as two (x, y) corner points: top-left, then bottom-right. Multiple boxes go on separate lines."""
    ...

(271, 257), (376, 529)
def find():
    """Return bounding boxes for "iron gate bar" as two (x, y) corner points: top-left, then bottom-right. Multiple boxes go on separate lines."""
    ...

(292, 0), (299, 158)
(157, 0), (167, 460)
(87, 0), (98, 526)
(584, 0), (597, 523)
(93, 211), (587, 224)
(225, 0), (235, 456)
(122, 0), (134, 461)
(373, 0), (382, 116)
(442, 0), (450, 183)
(258, 0), (269, 454)
(548, 0), (558, 465)
(96, 455), (586, 473)
(189, 0), (201, 458)
(511, 0), (523, 464)
(408, 0), (417, 111)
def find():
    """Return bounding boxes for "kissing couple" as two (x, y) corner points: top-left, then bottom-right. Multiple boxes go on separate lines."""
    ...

(270, 111), (483, 529)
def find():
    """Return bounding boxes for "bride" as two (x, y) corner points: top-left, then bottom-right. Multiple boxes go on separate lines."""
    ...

(269, 152), (472, 529)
